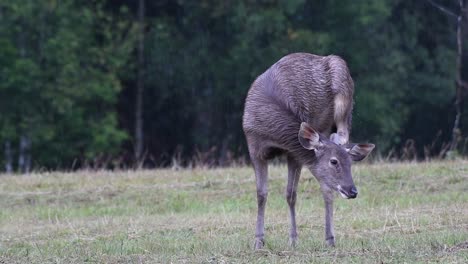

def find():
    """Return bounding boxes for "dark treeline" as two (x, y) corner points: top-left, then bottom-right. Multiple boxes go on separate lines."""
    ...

(0, 0), (467, 171)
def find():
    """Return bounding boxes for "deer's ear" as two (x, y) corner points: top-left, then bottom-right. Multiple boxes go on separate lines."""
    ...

(298, 122), (321, 150)
(345, 143), (375, 161)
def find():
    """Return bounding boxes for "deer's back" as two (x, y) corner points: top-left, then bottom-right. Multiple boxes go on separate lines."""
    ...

(243, 53), (354, 153)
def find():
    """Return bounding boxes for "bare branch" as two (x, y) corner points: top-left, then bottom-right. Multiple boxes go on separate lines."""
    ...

(427, 0), (458, 18)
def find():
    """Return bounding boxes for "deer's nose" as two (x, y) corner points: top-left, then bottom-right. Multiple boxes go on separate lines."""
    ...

(349, 186), (358, 198)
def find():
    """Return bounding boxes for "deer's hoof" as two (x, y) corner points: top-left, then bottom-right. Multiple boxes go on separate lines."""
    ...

(326, 237), (335, 247)
(289, 236), (298, 248)
(330, 133), (347, 145)
(253, 238), (265, 250)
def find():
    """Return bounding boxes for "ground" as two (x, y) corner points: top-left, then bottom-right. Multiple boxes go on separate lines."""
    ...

(0, 161), (467, 263)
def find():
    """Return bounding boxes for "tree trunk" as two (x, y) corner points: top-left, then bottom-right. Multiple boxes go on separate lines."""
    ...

(4, 141), (13, 173)
(449, 0), (465, 151)
(18, 135), (31, 174)
(134, 0), (145, 165)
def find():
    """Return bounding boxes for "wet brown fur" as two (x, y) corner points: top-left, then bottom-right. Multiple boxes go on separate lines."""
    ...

(241, 53), (371, 250)
(243, 52), (354, 164)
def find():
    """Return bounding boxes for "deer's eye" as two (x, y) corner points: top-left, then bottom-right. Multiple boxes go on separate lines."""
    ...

(330, 158), (338, 165)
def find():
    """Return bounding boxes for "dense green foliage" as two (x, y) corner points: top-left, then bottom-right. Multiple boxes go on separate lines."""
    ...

(0, 0), (135, 168)
(0, 0), (467, 169)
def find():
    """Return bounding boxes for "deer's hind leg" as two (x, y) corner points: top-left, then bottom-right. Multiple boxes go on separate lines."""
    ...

(246, 135), (270, 250)
(252, 156), (268, 249)
(330, 93), (351, 145)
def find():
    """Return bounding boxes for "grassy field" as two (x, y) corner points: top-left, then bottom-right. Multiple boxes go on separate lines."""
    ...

(0, 161), (467, 263)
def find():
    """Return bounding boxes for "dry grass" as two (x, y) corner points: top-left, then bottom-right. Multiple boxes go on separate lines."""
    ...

(0, 161), (467, 263)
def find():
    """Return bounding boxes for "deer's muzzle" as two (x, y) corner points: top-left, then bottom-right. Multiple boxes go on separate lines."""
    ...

(338, 185), (358, 199)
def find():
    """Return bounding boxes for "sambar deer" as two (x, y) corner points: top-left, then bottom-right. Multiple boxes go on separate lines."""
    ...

(242, 53), (375, 249)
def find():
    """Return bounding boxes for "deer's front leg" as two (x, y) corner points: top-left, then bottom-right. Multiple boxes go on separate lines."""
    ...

(321, 186), (335, 247)
(286, 156), (301, 247)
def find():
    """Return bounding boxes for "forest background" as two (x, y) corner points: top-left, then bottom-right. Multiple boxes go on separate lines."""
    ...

(1, 0), (467, 171)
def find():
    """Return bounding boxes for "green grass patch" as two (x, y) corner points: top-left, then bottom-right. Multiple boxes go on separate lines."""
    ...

(0, 161), (467, 263)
